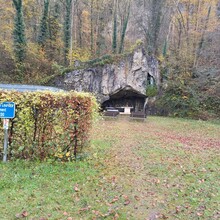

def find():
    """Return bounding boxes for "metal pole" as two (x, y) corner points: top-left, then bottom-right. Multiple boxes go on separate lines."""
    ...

(3, 128), (8, 162)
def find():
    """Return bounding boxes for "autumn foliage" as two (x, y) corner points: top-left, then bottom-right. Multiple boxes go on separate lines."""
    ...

(0, 91), (98, 161)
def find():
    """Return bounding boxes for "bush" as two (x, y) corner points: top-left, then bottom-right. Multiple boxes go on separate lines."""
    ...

(0, 42), (16, 81)
(155, 81), (200, 118)
(155, 79), (220, 120)
(0, 90), (98, 161)
(146, 85), (158, 97)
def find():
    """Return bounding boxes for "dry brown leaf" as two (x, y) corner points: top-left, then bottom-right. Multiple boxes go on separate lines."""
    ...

(111, 196), (119, 203)
(22, 211), (28, 217)
(74, 186), (80, 192)
(63, 211), (68, 216)
(134, 195), (140, 201)
(124, 200), (130, 205)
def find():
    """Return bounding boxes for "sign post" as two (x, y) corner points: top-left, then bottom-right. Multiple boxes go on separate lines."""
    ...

(0, 102), (16, 162)
(3, 119), (9, 162)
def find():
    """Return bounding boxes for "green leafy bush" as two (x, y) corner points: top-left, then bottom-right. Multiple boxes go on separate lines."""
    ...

(146, 85), (158, 97)
(156, 81), (200, 118)
(155, 79), (220, 120)
(0, 90), (98, 161)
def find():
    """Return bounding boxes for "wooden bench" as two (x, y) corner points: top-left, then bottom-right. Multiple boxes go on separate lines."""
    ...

(104, 111), (119, 117)
(130, 111), (147, 119)
(104, 108), (119, 117)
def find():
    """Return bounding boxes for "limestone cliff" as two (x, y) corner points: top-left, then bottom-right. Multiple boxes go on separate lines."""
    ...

(55, 48), (160, 105)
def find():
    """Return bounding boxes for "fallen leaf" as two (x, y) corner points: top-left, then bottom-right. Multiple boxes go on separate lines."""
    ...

(79, 206), (91, 213)
(113, 213), (119, 220)
(22, 211), (28, 217)
(112, 176), (116, 182)
(111, 196), (119, 203)
(197, 212), (203, 216)
(63, 211), (68, 216)
(134, 195), (140, 201)
(122, 195), (128, 199)
(75, 196), (80, 202)
(124, 200), (130, 205)
(74, 185), (80, 192)
(155, 179), (160, 184)
(161, 214), (168, 219)
(175, 206), (182, 214)
(92, 210), (101, 216)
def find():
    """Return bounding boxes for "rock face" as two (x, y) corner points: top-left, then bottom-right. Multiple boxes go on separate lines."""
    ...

(55, 48), (160, 111)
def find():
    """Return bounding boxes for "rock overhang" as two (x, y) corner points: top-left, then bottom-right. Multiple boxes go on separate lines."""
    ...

(110, 85), (147, 100)
(53, 47), (160, 107)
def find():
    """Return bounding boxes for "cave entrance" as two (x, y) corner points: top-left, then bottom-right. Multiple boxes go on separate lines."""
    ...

(101, 86), (147, 113)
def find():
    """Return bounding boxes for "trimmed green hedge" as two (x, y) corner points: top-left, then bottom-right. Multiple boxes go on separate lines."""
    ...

(0, 90), (98, 161)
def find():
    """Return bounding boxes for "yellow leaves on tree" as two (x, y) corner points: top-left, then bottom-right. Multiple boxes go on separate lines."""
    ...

(69, 47), (92, 62)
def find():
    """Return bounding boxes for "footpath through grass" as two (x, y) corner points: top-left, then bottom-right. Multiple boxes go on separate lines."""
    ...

(0, 117), (220, 220)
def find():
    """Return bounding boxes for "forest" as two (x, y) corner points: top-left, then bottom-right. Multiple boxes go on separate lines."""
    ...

(0, 0), (219, 119)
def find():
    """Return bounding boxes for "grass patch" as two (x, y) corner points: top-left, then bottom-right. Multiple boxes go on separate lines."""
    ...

(0, 117), (219, 219)
(0, 161), (98, 219)
(136, 142), (220, 219)
(0, 140), (124, 219)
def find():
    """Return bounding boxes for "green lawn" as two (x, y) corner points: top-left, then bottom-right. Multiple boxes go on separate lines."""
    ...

(0, 117), (219, 219)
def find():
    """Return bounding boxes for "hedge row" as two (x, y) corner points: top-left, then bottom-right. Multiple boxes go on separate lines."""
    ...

(0, 90), (98, 161)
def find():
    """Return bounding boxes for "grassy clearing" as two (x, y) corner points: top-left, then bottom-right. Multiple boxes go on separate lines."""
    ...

(0, 117), (220, 220)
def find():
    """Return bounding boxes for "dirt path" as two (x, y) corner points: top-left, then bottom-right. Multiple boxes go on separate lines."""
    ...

(91, 117), (220, 219)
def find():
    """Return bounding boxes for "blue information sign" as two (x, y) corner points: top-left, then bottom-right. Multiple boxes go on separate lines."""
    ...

(0, 102), (16, 119)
